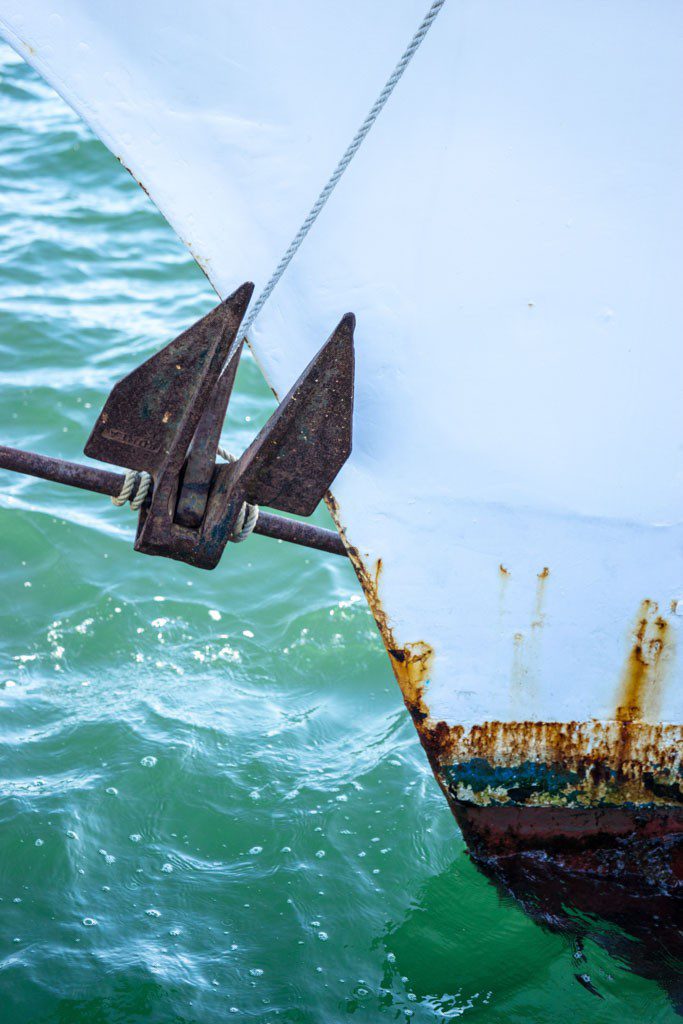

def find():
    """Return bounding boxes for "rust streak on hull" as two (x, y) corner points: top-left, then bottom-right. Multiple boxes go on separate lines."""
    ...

(615, 599), (674, 723)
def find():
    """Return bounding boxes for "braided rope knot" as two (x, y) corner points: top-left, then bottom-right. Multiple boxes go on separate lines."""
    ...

(217, 446), (259, 543)
(111, 469), (152, 511)
(111, 453), (257, 543)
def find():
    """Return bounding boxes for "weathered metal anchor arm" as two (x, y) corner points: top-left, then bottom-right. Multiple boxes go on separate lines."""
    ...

(0, 445), (346, 556)
(0, 282), (355, 565)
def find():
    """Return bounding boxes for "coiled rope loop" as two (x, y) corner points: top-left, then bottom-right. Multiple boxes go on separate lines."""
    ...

(111, 469), (152, 511)
(217, 446), (259, 542)
(111, 456), (257, 543)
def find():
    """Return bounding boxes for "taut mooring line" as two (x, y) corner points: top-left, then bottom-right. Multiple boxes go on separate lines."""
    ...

(237, 0), (448, 345)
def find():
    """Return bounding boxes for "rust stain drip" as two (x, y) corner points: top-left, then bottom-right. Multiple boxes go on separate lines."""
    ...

(510, 631), (530, 708)
(615, 600), (673, 723)
(532, 565), (549, 628)
(615, 600), (674, 723)
(497, 563), (510, 622)
(510, 568), (551, 709)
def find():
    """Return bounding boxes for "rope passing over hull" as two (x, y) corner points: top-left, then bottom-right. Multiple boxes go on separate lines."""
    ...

(237, 0), (448, 344)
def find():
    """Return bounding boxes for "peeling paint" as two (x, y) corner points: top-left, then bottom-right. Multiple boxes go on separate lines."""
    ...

(438, 720), (682, 807)
(115, 154), (151, 198)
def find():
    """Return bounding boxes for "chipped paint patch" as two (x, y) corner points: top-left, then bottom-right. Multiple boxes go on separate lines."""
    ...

(115, 155), (151, 198)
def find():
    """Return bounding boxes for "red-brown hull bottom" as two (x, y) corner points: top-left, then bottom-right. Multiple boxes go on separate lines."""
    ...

(453, 802), (683, 887)
(452, 803), (683, 1008)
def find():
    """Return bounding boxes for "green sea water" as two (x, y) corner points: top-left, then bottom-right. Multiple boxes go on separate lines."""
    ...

(0, 44), (679, 1024)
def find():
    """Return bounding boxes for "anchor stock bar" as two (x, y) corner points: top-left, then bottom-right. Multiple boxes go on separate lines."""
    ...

(0, 445), (347, 557)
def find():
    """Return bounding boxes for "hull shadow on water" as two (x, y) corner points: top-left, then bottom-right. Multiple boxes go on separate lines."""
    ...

(382, 836), (682, 1018)
(475, 843), (683, 1015)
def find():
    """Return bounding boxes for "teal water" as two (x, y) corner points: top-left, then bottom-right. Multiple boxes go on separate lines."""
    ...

(0, 45), (679, 1023)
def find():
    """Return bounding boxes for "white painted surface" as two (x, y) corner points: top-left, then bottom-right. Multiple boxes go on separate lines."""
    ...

(1, 1), (681, 728)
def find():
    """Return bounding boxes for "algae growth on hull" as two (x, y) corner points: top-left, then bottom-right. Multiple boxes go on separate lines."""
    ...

(0, 44), (681, 1023)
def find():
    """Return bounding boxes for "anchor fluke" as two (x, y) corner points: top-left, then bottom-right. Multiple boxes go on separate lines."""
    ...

(83, 282), (354, 568)
(84, 282), (254, 476)
(235, 313), (355, 516)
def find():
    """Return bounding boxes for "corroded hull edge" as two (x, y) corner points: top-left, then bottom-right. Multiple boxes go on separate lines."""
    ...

(421, 720), (682, 885)
(430, 731), (682, 889)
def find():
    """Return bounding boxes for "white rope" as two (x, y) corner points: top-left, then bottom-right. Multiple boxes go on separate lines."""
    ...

(111, 469), (151, 511)
(110, 455), (255, 542)
(217, 445), (259, 542)
(111, 469), (136, 507)
(130, 471), (151, 511)
(238, 0), (447, 342)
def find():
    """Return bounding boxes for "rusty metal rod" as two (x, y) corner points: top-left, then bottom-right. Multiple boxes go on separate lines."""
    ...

(0, 444), (347, 557)
(254, 510), (346, 555)
(0, 444), (126, 497)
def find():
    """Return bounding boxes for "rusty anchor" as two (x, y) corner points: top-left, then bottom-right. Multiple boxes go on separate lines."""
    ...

(0, 282), (354, 566)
